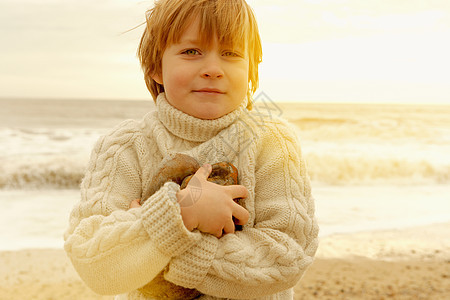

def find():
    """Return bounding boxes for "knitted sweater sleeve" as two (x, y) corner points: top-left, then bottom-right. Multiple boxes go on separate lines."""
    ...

(63, 122), (201, 295)
(164, 121), (319, 299)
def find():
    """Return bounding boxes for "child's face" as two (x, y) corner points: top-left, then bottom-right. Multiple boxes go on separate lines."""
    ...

(153, 17), (249, 120)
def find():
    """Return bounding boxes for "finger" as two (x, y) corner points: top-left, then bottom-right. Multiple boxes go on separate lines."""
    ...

(232, 204), (250, 225)
(223, 219), (235, 235)
(129, 199), (141, 208)
(225, 185), (249, 199)
(194, 163), (212, 180)
(213, 228), (223, 238)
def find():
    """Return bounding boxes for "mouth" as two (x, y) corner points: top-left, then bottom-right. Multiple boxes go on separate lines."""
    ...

(193, 88), (225, 94)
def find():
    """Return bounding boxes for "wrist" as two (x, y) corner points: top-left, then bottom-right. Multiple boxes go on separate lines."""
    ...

(177, 189), (198, 231)
(165, 181), (180, 204)
(140, 182), (199, 256)
(176, 188), (187, 204)
(176, 186), (200, 208)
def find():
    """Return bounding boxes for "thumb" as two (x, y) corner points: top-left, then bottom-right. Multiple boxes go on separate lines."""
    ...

(195, 163), (212, 180)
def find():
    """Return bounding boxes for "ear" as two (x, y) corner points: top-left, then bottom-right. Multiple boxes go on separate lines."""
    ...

(151, 72), (163, 85)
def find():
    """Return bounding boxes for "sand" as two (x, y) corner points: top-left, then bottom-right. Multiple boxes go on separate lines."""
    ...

(1, 223), (449, 300)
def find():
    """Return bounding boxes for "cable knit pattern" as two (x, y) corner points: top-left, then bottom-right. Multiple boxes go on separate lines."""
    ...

(64, 93), (319, 299)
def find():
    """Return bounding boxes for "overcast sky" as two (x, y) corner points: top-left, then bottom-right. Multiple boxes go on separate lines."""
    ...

(1, 0), (449, 103)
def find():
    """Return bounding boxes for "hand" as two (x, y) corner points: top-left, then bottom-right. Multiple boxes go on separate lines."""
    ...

(129, 199), (141, 208)
(178, 164), (249, 238)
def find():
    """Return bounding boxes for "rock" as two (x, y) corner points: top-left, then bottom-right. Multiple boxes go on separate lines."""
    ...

(138, 154), (243, 299)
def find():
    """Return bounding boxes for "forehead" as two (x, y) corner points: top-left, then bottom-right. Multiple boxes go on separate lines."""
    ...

(177, 18), (202, 43)
(172, 15), (247, 50)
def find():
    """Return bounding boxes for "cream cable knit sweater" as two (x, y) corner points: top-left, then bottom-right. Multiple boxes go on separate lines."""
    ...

(64, 93), (319, 300)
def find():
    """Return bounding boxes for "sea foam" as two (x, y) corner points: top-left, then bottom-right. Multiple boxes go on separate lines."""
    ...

(1, 151), (449, 189)
(1, 99), (449, 188)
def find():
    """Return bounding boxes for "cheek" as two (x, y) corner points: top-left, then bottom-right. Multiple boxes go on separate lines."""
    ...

(164, 65), (193, 91)
(230, 64), (249, 93)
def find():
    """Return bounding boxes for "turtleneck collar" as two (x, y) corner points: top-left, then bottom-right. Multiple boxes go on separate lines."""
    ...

(156, 93), (248, 143)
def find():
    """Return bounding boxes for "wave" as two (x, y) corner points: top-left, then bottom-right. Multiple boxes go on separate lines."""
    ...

(291, 119), (446, 141)
(0, 155), (86, 189)
(306, 153), (450, 185)
(3, 100), (448, 189)
(1, 153), (449, 189)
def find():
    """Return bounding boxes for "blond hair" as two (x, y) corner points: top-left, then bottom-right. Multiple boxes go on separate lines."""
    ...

(137, 0), (262, 110)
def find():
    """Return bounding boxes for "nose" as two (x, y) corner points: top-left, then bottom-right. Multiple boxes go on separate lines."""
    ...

(201, 54), (224, 79)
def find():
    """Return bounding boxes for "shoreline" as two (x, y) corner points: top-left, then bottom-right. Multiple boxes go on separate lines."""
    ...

(316, 221), (450, 261)
(1, 223), (449, 299)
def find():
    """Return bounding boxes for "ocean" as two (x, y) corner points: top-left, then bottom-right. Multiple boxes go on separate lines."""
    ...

(1, 98), (449, 250)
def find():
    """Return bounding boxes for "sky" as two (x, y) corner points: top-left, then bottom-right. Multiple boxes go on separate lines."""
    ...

(0, 0), (449, 104)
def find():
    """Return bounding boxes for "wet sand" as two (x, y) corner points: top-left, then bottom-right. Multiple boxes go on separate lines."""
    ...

(1, 223), (449, 299)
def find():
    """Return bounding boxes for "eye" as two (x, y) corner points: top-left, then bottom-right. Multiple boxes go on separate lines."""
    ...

(223, 51), (240, 57)
(182, 49), (200, 55)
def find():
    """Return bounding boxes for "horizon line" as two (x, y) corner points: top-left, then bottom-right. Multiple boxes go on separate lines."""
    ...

(1, 96), (449, 106)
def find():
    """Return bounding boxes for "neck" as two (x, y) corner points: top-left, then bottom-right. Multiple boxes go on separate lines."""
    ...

(156, 93), (248, 142)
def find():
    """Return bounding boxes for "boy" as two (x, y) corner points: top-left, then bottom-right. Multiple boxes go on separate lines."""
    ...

(64, 0), (319, 299)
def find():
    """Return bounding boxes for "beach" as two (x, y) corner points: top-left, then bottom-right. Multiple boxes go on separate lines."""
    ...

(1, 222), (449, 299)
(1, 98), (449, 299)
